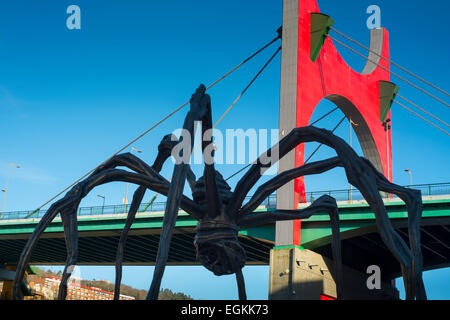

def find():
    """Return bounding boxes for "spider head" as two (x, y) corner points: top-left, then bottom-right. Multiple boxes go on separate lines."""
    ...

(194, 220), (246, 276)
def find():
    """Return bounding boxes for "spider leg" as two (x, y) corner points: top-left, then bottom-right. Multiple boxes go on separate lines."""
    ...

(235, 268), (247, 300)
(147, 84), (209, 300)
(57, 204), (80, 300)
(200, 94), (222, 218)
(92, 168), (201, 219)
(235, 157), (344, 297)
(113, 134), (189, 300)
(360, 158), (426, 300)
(57, 168), (201, 300)
(354, 174), (416, 299)
(91, 153), (166, 184)
(229, 126), (351, 216)
(238, 195), (343, 299)
(186, 167), (197, 193)
(113, 185), (146, 300)
(12, 200), (65, 299)
(231, 125), (423, 299)
(147, 164), (190, 300)
(14, 168), (202, 300)
(13, 188), (83, 299)
(239, 157), (342, 215)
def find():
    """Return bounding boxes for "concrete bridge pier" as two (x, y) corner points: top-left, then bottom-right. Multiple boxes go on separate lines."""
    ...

(268, 246), (399, 300)
(0, 264), (18, 300)
(0, 263), (34, 300)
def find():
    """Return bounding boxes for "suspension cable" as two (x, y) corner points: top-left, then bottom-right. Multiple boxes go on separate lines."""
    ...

(205, 35), (281, 91)
(393, 100), (450, 136)
(397, 94), (449, 128)
(225, 163), (253, 182)
(213, 46), (281, 130)
(310, 106), (339, 125)
(327, 35), (450, 108)
(225, 106), (340, 181)
(115, 46), (282, 208)
(28, 35), (281, 215)
(330, 27), (450, 97)
(304, 115), (347, 163)
(191, 46), (281, 156)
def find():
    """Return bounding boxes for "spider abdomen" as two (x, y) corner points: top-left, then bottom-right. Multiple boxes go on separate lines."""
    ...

(194, 220), (246, 276)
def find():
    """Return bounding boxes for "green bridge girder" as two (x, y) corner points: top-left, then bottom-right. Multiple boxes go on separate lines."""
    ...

(0, 198), (449, 279)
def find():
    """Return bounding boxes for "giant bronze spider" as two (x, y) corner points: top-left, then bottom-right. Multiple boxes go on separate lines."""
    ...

(13, 84), (426, 300)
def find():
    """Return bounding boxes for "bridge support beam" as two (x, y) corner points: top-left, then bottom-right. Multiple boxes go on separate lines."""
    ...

(268, 247), (399, 300)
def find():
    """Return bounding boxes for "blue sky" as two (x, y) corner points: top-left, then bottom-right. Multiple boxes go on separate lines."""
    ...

(0, 0), (449, 299)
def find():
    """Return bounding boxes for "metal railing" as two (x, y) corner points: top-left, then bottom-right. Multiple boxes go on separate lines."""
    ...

(304, 182), (450, 203)
(1, 182), (448, 221)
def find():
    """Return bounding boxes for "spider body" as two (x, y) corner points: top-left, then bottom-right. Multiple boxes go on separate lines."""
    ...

(13, 84), (426, 300)
(195, 219), (246, 276)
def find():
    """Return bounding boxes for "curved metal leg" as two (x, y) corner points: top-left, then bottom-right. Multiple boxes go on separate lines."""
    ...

(113, 134), (183, 299)
(356, 175), (415, 299)
(13, 200), (70, 299)
(58, 206), (80, 300)
(364, 159), (425, 300)
(147, 164), (190, 300)
(229, 126), (357, 216)
(146, 84), (209, 299)
(114, 186), (146, 300)
(328, 203), (343, 299)
(239, 157), (341, 215)
(13, 168), (200, 300)
(235, 268), (247, 300)
(232, 125), (424, 299)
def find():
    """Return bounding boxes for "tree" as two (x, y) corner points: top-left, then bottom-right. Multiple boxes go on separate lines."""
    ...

(158, 288), (193, 300)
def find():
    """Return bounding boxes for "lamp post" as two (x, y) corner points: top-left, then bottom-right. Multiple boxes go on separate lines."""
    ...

(404, 169), (412, 187)
(382, 119), (392, 199)
(97, 194), (105, 214)
(349, 118), (359, 202)
(1, 163), (21, 218)
(382, 119), (391, 181)
(124, 148), (142, 213)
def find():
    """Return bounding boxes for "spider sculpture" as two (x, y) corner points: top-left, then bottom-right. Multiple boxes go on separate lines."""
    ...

(13, 84), (426, 300)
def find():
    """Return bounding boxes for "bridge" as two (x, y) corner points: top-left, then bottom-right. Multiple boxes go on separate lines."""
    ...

(1, 183), (449, 284)
(1, 0), (449, 300)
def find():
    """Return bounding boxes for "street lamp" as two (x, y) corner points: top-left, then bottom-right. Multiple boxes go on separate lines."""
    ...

(404, 169), (412, 187)
(382, 119), (391, 181)
(349, 118), (359, 202)
(1, 163), (21, 218)
(97, 194), (105, 214)
(124, 148), (142, 213)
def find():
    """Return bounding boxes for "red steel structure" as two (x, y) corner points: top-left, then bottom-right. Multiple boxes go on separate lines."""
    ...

(277, 0), (394, 246)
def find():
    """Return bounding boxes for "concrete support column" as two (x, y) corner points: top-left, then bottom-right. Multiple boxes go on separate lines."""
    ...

(269, 247), (399, 300)
(0, 264), (18, 300)
(276, 0), (300, 247)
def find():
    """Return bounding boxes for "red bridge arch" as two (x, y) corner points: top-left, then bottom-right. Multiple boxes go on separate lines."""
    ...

(276, 0), (394, 246)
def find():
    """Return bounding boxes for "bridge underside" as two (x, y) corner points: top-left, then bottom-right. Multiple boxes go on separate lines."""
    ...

(0, 228), (273, 266)
(312, 222), (450, 280)
(0, 222), (449, 282)
(1, 199), (449, 283)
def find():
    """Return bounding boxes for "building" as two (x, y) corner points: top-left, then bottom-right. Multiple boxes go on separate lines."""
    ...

(27, 276), (135, 300)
